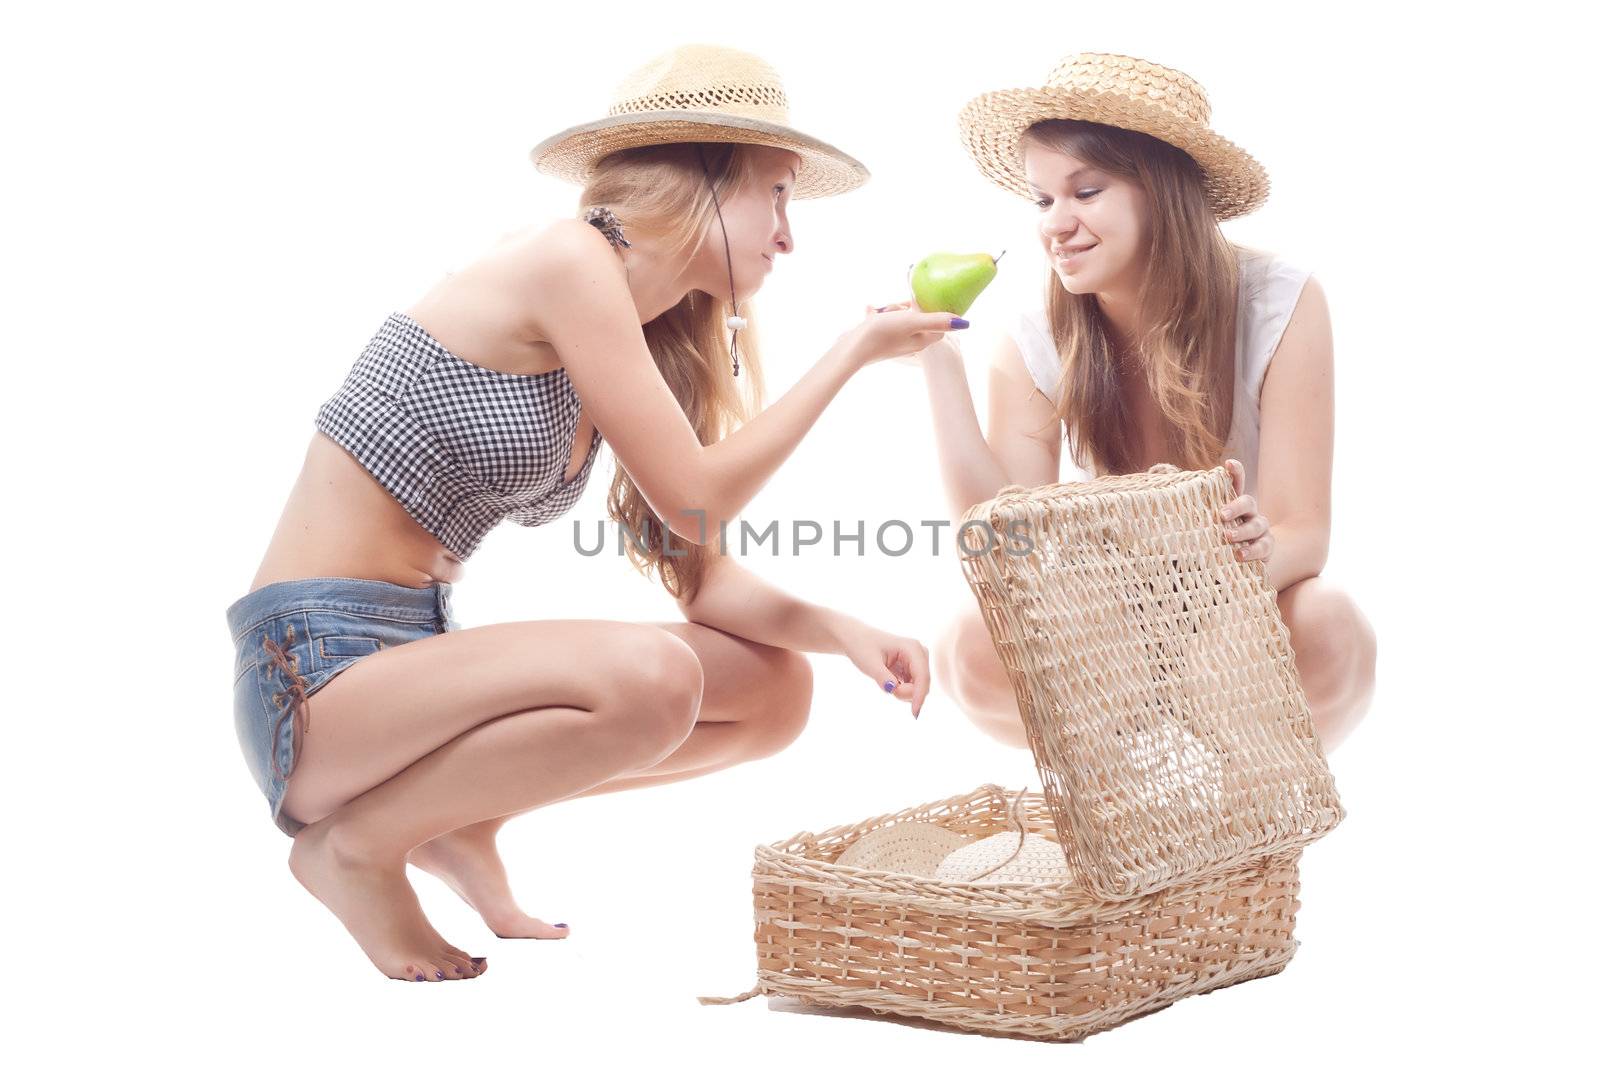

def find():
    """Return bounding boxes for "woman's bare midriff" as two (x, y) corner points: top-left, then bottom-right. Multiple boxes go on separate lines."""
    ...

(244, 225), (601, 597)
(246, 432), (469, 593)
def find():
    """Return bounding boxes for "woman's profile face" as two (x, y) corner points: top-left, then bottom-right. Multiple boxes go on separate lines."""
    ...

(694, 145), (799, 303)
(1022, 142), (1146, 298)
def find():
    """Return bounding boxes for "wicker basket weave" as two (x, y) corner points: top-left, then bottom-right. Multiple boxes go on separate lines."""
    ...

(700, 463), (1341, 1040)
(700, 784), (1303, 1042)
(957, 463), (1343, 898)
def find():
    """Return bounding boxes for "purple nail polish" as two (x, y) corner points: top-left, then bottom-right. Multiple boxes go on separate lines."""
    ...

(555, 923), (568, 928)
(883, 680), (897, 692)
(949, 317), (970, 329)
(414, 973), (426, 981)
(436, 970), (445, 979)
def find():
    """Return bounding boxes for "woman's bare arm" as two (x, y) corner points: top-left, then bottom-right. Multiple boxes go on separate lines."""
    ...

(678, 548), (931, 717)
(677, 548), (857, 655)
(525, 219), (862, 544)
(920, 334), (1062, 519)
(1256, 275), (1334, 591)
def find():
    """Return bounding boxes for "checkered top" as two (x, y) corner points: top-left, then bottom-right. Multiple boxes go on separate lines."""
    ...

(314, 312), (604, 560)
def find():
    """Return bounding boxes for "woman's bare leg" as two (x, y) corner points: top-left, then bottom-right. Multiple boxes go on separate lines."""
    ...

(934, 575), (1377, 754)
(274, 619), (706, 981)
(407, 620), (814, 937)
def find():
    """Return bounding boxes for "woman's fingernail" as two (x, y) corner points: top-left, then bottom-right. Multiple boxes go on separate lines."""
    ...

(883, 680), (897, 692)
(472, 957), (486, 967)
(554, 923), (568, 928)
(949, 317), (970, 329)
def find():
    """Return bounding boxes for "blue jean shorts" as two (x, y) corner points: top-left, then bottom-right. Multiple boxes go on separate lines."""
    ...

(224, 576), (459, 838)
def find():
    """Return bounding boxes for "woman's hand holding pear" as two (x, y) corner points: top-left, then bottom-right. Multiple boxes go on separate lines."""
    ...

(843, 302), (968, 368)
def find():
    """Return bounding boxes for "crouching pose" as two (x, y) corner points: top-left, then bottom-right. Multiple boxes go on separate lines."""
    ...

(911, 54), (1377, 754)
(223, 45), (960, 982)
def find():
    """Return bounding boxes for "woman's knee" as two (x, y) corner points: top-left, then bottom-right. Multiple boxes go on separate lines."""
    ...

(934, 609), (1028, 747)
(605, 627), (705, 755)
(937, 607), (1011, 705)
(743, 646), (813, 759)
(1282, 579), (1376, 696)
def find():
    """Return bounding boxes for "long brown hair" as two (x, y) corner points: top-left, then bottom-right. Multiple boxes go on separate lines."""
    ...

(1024, 119), (1241, 475)
(577, 142), (770, 602)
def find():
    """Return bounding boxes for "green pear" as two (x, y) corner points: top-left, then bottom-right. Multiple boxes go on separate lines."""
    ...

(909, 250), (1005, 315)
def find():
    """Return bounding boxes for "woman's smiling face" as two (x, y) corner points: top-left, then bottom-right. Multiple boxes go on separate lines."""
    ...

(1023, 141), (1147, 297)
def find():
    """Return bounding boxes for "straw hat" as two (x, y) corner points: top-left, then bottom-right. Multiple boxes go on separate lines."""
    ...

(836, 821), (969, 878)
(956, 52), (1269, 220)
(529, 43), (869, 199)
(935, 831), (1073, 884)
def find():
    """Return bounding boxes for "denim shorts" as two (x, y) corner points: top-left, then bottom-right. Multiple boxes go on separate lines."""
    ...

(224, 576), (459, 838)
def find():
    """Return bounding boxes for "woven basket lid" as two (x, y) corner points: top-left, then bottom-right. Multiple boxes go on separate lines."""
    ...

(956, 463), (1344, 900)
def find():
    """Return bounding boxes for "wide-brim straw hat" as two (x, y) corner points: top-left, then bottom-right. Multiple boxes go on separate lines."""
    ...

(957, 52), (1269, 220)
(529, 43), (869, 200)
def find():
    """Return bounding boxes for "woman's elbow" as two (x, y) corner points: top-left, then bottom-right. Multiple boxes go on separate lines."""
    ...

(644, 468), (723, 546)
(661, 495), (726, 545)
(653, 506), (711, 545)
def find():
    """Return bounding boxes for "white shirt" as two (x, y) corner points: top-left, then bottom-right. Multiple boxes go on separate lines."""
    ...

(1008, 244), (1312, 499)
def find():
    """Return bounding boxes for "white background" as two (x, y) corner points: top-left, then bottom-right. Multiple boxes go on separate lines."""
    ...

(6, 0), (1595, 1061)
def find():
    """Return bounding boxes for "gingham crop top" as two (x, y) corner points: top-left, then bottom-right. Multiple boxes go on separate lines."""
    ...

(314, 311), (604, 560)
(1010, 243), (1312, 500)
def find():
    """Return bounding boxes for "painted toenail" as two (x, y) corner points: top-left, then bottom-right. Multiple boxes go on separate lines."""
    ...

(436, 970), (445, 979)
(555, 923), (568, 928)
(414, 974), (425, 981)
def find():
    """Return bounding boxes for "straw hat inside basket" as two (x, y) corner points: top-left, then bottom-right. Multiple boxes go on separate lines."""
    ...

(835, 821), (969, 877)
(833, 792), (1078, 884)
(956, 51), (1270, 220)
(935, 831), (1073, 885)
(529, 43), (869, 200)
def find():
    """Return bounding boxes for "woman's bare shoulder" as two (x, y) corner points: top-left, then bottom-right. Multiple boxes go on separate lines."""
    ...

(488, 217), (622, 278)
(427, 218), (625, 349)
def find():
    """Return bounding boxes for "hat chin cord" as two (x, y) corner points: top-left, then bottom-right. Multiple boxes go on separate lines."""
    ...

(695, 145), (744, 378)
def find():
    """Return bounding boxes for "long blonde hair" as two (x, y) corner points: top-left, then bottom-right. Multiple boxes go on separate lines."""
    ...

(1024, 119), (1241, 475)
(577, 142), (769, 602)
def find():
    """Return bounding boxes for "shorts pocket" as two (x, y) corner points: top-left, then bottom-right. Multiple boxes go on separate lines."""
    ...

(304, 608), (438, 675)
(319, 634), (383, 660)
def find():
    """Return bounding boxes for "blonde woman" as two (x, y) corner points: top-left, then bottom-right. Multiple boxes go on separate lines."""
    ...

(224, 46), (963, 982)
(911, 54), (1376, 752)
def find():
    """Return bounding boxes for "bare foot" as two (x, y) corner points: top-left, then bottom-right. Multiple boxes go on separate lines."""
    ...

(288, 819), (489, 980)
(408, 824), (570, 940)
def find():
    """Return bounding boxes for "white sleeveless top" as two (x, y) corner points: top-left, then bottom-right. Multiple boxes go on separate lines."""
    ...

(1010, 244), (1312, 499)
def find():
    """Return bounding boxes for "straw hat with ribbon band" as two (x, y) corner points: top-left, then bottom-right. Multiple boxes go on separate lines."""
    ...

(529, 44), (869, 378)
(956, 52), (1270, 221)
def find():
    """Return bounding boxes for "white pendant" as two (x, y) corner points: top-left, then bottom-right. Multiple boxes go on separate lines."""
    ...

(726, 315), (747, 331)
